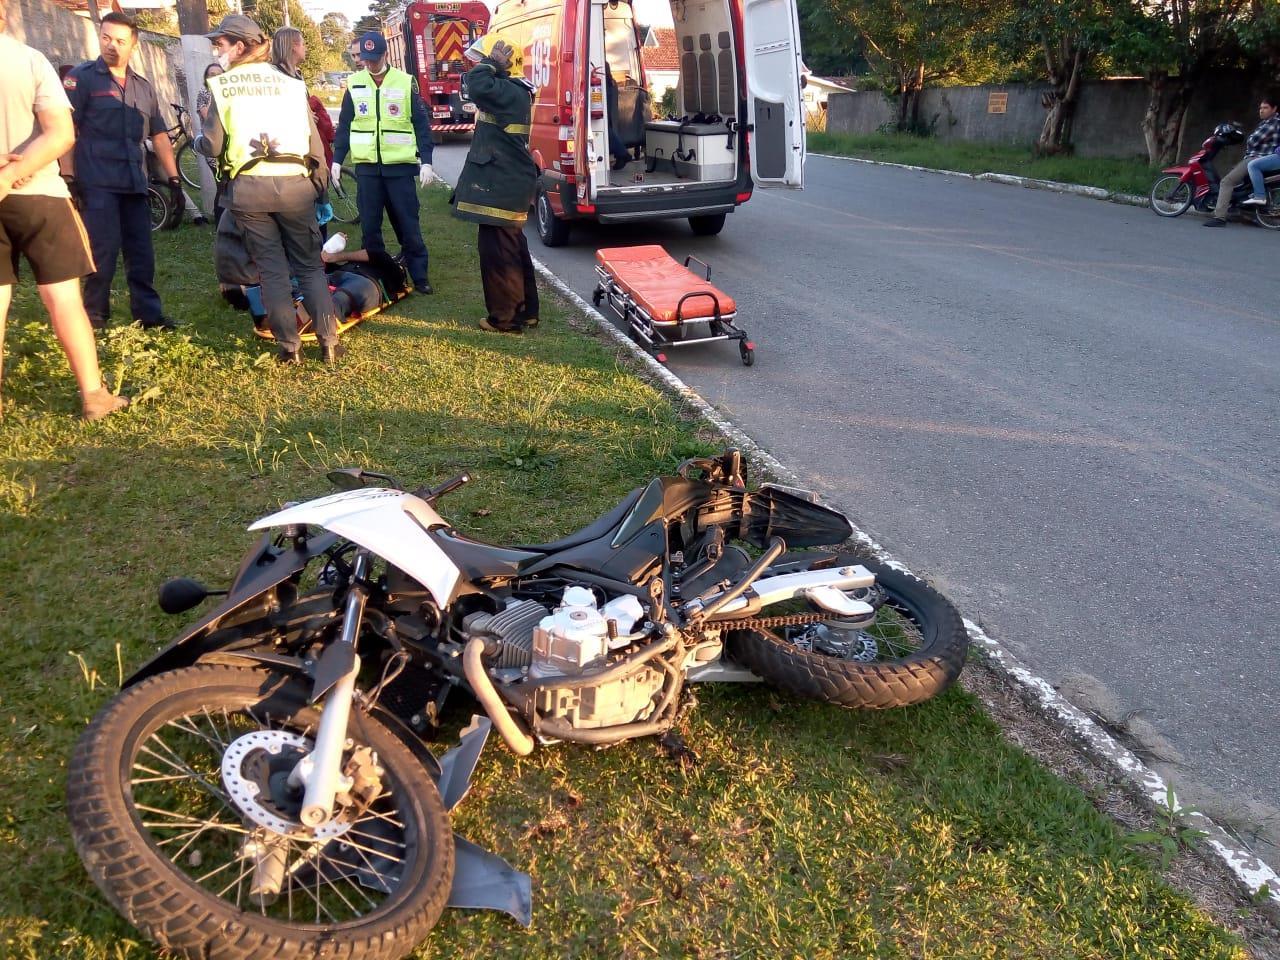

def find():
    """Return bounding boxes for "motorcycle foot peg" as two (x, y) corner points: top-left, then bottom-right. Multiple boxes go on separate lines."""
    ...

(804, 585), (875, 619)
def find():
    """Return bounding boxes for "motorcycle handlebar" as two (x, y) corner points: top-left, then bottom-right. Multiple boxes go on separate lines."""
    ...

(412, 472), (471, 504)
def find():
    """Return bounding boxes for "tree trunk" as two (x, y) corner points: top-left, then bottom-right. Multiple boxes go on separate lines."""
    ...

(1037, 43), (1090, 155)
(896, 63), (926, 133)
(1142, 71), (1195, 166)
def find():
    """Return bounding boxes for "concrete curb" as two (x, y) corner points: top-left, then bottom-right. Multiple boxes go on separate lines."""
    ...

(530, 254), (1280, 915)
(810, 152), (1150, 208)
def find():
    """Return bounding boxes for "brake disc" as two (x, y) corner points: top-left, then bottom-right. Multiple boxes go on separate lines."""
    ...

(220, 730), (353, 840)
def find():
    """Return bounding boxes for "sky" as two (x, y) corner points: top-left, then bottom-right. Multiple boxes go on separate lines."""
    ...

(301, 0), (672, 28)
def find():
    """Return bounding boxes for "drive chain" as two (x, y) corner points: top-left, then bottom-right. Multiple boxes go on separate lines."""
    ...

(708, 612), (830, 632)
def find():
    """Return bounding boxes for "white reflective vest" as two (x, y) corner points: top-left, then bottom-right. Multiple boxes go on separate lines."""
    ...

(208, 64), (311, 178)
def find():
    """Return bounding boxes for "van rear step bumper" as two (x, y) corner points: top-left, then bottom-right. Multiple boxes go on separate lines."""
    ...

(598, 203), (734, 224)
(554, 177), (746, 223)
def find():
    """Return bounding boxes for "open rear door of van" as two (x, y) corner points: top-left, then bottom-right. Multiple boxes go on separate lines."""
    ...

(742, 0), (805, 188)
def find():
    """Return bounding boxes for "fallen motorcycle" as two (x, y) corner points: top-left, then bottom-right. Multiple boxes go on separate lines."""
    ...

(67, 449), (968, 959)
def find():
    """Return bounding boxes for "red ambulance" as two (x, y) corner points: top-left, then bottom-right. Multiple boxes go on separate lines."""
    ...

(487, 0), (805, 245)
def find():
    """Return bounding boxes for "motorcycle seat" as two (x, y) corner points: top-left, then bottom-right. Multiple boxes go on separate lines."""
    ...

(517, 487), (644, 553)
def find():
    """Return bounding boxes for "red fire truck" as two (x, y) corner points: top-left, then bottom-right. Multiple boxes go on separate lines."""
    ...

(384, 1), (491, 140)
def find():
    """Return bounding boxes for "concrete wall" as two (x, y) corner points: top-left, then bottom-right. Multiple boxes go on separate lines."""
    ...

(828, 74), (1269, 162)
(7, 0), (188, 126)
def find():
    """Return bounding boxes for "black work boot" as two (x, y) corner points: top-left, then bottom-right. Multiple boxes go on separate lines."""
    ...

(321, 342), (348, 365)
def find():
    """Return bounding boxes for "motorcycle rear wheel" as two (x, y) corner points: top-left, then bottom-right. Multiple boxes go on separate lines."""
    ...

(726, 556), (969, 709)
(1150, 176), (1193, 217)
(66, 665), (453, 960)
(1255, 185), (1280, 230)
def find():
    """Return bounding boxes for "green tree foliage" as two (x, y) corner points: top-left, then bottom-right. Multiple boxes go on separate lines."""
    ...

(1109, 0), (1252, 164)
(134, 8), (177, 34)
(997, 0), (1125, 153)
(796, 0), (867, 78)
(319, 12), (352, 71)
(252, 0), (326, 83)
(823, 0), (1011, 133)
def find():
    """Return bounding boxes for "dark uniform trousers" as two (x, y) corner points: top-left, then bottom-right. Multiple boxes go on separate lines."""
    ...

(235, 204), (338, 353)
(356, 172), (429, 287)
(81, 188), (163, 326)
(478, 223), (538, 328)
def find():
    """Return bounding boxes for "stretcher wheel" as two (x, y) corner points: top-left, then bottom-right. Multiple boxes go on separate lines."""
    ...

(592, 286), (603, 307)
(739, 341), (755, 366)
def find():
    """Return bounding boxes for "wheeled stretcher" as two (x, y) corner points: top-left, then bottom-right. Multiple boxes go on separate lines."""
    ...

(592, 245), (755, 366)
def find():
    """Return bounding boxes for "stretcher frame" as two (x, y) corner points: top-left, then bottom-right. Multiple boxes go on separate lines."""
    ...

(251, 285), (410, 342)
(592, 253), (755, 366)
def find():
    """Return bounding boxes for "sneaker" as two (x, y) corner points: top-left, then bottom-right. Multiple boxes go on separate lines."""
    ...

(276, 348), (303, 365)
(523, 316), (540, 328)
(1241, 195), (1268, 207)
(1202, 217), (1227, 227)
(321, 342), (347, 365)
(82, 387), (129, 421)
(139, 315), (179, 331)
(478, 317), (522, 334)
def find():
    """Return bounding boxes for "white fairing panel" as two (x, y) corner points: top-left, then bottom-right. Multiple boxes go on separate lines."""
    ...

(743, 0), (805, 188)
(250, 489), (462, 606)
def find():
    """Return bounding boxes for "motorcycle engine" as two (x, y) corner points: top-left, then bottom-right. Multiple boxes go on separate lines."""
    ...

(464, 588), (664, 730)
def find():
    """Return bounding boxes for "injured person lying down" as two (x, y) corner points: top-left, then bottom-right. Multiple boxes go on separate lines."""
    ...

(216, 212), (411, 340)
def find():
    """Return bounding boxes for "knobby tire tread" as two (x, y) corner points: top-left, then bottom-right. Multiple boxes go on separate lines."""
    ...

(727, 557), (969, 709)
(66, 665), (453, 960)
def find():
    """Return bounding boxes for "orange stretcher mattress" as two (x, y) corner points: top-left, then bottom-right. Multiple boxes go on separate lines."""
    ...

(595, 245), (737, 323)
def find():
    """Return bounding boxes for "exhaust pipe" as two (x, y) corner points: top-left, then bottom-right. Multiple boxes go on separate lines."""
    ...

(463, 637), (535, 756)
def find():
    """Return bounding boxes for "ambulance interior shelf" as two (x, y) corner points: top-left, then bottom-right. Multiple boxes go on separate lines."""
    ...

(602, 5), (740, 190)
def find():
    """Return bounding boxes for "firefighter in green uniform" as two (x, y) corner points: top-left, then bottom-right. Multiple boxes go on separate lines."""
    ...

(451, 35), (539, 334)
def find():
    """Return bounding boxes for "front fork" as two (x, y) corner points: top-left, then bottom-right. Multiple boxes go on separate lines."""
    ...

(294, 550), (369, 827)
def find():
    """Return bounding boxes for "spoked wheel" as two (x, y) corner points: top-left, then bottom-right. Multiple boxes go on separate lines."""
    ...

(147, 186), (170, 232)
(726, 556), (969, 708)
(177, 141), (206, 190)
(330, 169), (360, 225)
(1255, 184), (1280, 230)
(66, 665), (453, 960)
(1150, 176), (1193, 217)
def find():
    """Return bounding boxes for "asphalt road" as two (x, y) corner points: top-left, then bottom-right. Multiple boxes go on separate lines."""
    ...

(431, 144), (1280, 858)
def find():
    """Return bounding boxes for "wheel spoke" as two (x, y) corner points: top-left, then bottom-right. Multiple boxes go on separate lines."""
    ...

(104, 678), (425, 932)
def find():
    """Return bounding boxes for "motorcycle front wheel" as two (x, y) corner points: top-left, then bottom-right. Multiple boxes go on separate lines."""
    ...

(66, 665), (453, 960)
(1150, 175), (1193, 217)
(726, 556), (969, 709)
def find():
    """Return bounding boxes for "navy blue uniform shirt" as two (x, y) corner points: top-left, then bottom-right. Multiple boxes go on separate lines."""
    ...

(65, 57), (167, 195)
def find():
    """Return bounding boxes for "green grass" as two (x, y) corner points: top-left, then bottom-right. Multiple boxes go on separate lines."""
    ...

(0, 189), (1247, 958)
(809, 131), (1159, 198)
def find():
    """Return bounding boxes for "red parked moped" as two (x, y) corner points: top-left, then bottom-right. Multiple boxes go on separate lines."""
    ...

(1150, 122), (1280, 229)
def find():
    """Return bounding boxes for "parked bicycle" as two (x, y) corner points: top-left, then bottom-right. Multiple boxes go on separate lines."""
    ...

(166, 102), (215, 191)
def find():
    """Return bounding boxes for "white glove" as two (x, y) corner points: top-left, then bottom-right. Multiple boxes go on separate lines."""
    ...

(419, 163), (434, 188)
(330, 162), (342, 185)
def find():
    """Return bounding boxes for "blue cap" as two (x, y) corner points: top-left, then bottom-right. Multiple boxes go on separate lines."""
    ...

(356, 32), (387, 61)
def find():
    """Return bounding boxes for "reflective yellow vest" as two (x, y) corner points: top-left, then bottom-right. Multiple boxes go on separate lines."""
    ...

(208, 64), (311, 178)
(346, 68), (418, 165)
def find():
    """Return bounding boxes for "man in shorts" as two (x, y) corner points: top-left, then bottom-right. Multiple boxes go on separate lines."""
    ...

(0, 0), (128, 420)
